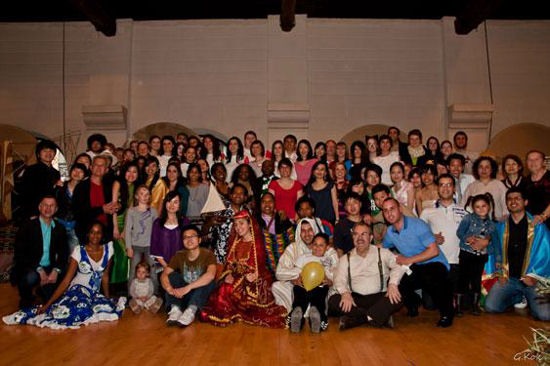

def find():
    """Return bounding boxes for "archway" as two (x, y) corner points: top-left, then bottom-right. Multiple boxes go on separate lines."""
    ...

(340, 124), (405, 146)
(486, 123), (550, 161)
(132, 122), (197, 143)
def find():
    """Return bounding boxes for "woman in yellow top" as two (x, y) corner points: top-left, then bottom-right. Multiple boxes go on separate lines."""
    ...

(145, 156), (169, 215)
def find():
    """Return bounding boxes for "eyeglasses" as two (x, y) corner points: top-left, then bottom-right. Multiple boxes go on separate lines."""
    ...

(352, 232), (370, 238)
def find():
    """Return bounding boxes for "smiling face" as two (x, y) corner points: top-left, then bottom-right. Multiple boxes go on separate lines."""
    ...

(408, 134), (421, 148)
(87, 223), (104, 246)
(345, 197), (361, 216)
(298, 143), (310, 160)
(441, 141), (452, 157)
(473, 199), (490, 218)
(261, 194), (275, 216)
(506, 192), (527, 214)
(365, 170), (380, 188)
(299, 221), (315, 246)
(185, 147), (197, 163)
(187, 166), (201, 183)
(334, 163), (347, 180)
(150, 137), (161, 152)
(136, 266), (148, 281)
(38, 197), (57, 220)
(234, 218), (251, 238)
(390, 165), (404, 184)
(213, 164), (227, 182)
(125, 165), (138, 184)
(315, 144), (326, 158)
(182, 229), (201, 250)
(136, 187), (151, 205)
(313, 164), (327, 181)
(166, 165), (179, 182)
(437, 176), (454, 200)
(504, 158), (520, 176)
(273, 142), (283, 160)
(311, 236), (328, 257)
(162, 140), (174, 155)
(165, 195), (181, 214)
(70, 167), (85, 183)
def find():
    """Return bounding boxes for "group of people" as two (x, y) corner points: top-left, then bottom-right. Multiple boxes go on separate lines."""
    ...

(3, 127), (550, 331)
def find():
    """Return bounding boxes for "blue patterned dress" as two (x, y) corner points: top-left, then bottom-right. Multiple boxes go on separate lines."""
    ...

(3, 243), (126, 329)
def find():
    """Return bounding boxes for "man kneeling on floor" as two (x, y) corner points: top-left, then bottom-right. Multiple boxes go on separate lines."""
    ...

(328, 222), (405, 330)
(161, 225), (216, 327)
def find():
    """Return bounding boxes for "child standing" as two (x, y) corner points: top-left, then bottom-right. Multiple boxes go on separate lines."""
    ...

(125, 185), (158, 285)
(129, 263), (163, 314)
(456, 193), (497, 316)
(289, 233), (338, 333)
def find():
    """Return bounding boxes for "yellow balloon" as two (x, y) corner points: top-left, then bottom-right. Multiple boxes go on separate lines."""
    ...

(301, 262), (325, 291)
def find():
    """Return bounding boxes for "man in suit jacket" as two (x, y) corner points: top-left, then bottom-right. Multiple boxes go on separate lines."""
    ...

(12, 196), (68, 308)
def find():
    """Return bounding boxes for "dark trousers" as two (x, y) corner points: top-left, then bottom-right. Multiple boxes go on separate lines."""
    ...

(328, 292), (402, 327)
(458, 250), (487, 294)
(399, 262), (453, 318)
(17, 266), (59, 307)
(292, 285), (329, 321)
(422, 263), (460, 309)
(164, 272), (215, 311)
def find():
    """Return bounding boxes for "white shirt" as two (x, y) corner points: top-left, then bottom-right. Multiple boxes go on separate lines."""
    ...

(453, 173), (475, 204)
(334, 246), (406, 296)
(294, 252), (338, 281)
(420, 201), (466, 264)
(372, 152), (400, 186)
(158, 154), (172, 177)
(70, 242), (114, 289)
(461, 179), (509, 220)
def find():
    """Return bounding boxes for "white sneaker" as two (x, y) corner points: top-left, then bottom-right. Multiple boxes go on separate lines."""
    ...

(179, 306), (197, 326)
(514, 297), (528, 309)
(166, 306), (183, 327)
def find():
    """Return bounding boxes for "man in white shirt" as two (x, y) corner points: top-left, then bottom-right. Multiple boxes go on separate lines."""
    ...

(328, 222), (405, 330)
(448, 153), (475, 204)
(272, 218), (338, 312)
(420, 174), (466, 309)
(453, 131), (479, 175)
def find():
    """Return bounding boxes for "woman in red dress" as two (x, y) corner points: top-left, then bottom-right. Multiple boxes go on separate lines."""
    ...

(200, 211), (288, 328)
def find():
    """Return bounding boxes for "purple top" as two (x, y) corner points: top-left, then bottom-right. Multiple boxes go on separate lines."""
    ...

(150, 217), (190, 263)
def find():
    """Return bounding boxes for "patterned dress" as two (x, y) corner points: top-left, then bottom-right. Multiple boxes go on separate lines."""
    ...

(3, 243), (125, 329)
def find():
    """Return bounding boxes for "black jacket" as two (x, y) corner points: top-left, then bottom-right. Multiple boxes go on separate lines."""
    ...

(11, 218), (68, 283)
(72, 177), (122, 243)
(20, 162), (60, 219)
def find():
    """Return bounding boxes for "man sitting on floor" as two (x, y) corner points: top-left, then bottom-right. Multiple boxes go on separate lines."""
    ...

(484, 187), (550, 321)
(329, 222), (405, 330)
(11, 195), (68, 308)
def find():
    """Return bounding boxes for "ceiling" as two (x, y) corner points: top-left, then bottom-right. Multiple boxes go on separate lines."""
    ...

(1, 0), (549, 36)
(1, 0), (549, 22)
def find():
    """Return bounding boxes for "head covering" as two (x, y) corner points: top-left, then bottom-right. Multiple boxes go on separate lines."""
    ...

(233, 210), (250, 220)
(294, 218), (319, 248)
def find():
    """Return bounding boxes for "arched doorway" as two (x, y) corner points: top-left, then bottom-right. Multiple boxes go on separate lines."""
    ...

(486, 123), (550, 161)
(132, 122), (197, 143)
(340, 124), (405, 146)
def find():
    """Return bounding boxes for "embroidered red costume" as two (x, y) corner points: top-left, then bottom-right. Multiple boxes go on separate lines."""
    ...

(201, 211), (287, 328)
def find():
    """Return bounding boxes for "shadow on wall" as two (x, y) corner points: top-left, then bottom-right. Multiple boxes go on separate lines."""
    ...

(340, 124), (405, 147)
(131, 122), (197, 145)
(485, 123), (550, 162)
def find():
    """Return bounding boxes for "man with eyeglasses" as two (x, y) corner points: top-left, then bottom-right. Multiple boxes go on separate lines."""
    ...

(420, 174), (466, 311)
(328, 222), (405, 330)
(382, 198), (454, 327)
(11, 195), (68, 308)
(161, 225), (217, 327)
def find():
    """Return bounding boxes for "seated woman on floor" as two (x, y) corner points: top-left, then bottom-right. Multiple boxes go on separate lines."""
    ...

(200, 210), (288, 328)
(3, 221), (125, 329)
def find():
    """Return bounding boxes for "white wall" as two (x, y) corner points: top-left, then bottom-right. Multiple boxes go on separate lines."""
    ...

(1, 17), (550, 153)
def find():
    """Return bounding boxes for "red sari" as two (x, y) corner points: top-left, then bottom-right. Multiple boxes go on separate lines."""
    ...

(200, 216), (287, 328)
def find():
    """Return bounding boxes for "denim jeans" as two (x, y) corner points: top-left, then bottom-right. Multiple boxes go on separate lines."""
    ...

(485, 277), (550, 321)
(164, 271), (216, 312)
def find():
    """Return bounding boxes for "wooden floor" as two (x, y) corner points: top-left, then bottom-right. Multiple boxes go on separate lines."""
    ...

(0, 283), (542, 365)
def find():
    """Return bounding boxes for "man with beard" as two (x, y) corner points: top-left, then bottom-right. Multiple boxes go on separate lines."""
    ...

(485, 188), (550, 321)
(453, 131), (478, 175)
(382, 198), (454, 327)
(272, 219), (338, 312)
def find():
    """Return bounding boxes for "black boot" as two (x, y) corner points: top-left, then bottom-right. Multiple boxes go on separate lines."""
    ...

(454, 294), (464, 317)
(471, 293), (481, 316)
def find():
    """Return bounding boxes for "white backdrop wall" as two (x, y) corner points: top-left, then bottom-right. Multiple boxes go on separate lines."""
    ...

(0, 16), (549, 152)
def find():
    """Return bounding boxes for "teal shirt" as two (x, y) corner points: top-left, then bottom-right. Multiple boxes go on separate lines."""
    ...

(39, 218), (56, 268)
